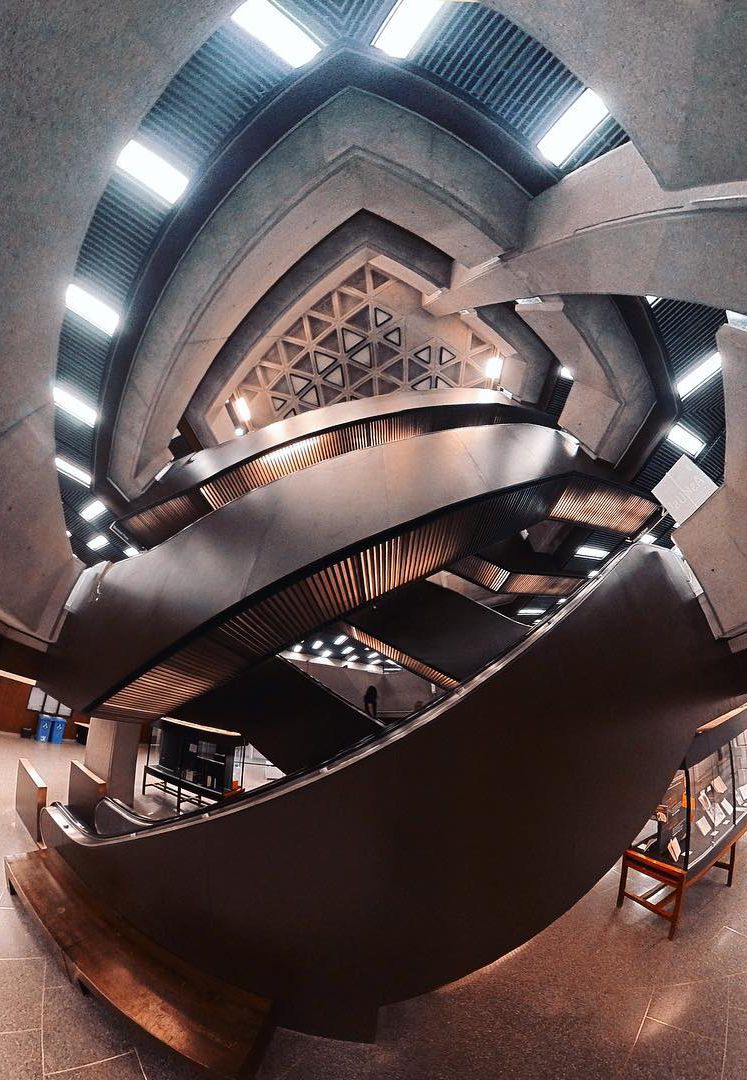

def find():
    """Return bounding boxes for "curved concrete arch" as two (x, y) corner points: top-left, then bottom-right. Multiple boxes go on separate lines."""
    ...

(107, 88), (532, 500)
(429, 141), (747, 316)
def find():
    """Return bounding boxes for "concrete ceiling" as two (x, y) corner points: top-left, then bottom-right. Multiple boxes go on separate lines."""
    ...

(1, 0), (744, 642)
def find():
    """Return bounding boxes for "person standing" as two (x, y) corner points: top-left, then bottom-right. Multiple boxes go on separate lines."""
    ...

(363, 684), (378, 719)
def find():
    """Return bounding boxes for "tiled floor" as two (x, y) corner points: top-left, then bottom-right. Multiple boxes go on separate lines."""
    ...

(2, 734), (747, 1078)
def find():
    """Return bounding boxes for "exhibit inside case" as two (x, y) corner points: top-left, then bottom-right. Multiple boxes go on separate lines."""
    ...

(632, 719), (747, 873)
(618, 706), (747, 938)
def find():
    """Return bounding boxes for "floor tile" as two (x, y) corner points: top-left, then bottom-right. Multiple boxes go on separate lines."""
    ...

(723, 1004), (747, 1080)
(0, 959), (44, 1034)
(625, 1017), (722, 1079)
(647, 977), (729, 1041)
(47, 1050), (144, 1080)
(42, 979), (133, 1074)
(0, 908), (46, 961)
(0, 1029), (41, 1080)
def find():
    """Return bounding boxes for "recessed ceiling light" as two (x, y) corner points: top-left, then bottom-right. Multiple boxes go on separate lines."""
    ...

(372, 0), (445, 59)
(667, 423), (705, 457)
(124, 547), (139, 558)
(235, 396), (251, 423)
(639, 533), (656, 544)
(559, 366), (573, 380)
(676, 351), (722, 399)
(588, 569), (600, 578)
(116, 140), (189, 204)
(369, 657), (382, 664)
(312, 639), (323, 650)
(231, 0), (321, 67)
(334, 634), (347, 645)
(537, 88), (609, 167)
(234, 427), (245, 437)
(86, 534), (108, 551)
(65, 283), (119, 335)
(645, 295), (662, 307)
(367, 651), (379, 658)
(485, 355), (503, 380)
(53, 386), (97, 427)
(341, 645), (354, 654)
(557, 598), (567, 605)
(576, 545), (608, 560)
(321, 649), (332, 658)
(66, 530), (72, 538)
(348, 654), (359, 662)
(518, 607), (545, 615)
(55, 457), (91, 486)
(80, 499), (106, 522)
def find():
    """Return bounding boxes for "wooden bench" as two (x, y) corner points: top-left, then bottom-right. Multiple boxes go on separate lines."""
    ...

(5, 848), (273, 1077)
(15, 759), (47, 843)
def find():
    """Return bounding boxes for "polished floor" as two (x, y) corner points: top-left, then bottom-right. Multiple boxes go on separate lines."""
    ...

(2, 734), (747, 1079)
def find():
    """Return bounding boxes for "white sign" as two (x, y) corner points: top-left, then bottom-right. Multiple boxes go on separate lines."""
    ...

(653, 454), (718, 525)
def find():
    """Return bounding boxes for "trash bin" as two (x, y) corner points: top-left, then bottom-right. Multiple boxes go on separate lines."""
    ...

(35, 714), (53, 742)
(50, 716), (67, 744)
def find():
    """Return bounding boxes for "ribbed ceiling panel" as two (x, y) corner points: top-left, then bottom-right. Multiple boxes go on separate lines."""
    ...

(650, 300), (726, 377)
(138, 25), (288, 169)
(54, 411), (95, 467)
(283, 0), (387, 41)
(412, 3), (628, 172)
(57, 315), (112, 404)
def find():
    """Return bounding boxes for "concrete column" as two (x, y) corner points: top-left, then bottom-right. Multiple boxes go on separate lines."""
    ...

(83, 716), (142, 806)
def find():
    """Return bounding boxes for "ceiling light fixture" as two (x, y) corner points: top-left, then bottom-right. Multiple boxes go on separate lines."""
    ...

(79, 499), (106, 522)
(234, 427), (245, 437)
(639, 533), (656, 544)
(55, 457), (92, 486)
(235, 396), (252, 423)
(86, 534), (108, 551)
(518, 607), (545, 616)
(588, 569), (600, 578)
(559, 366), (573, 380)
(676, 351), (722, 399)
(66, 530), (72, 538)
(334, 634), (347, 645)
(537, 88), (609, 167)
(575, 545), (609, 560)
(116, 140), (189, 204)
(341, 645), (354, 654)
(557, 598), (567, 605)
(367, 651), (379, 658)
(372, 0), (445, 59)
(53, 385), (97, 427)
(292, 644), (303, 652)
(124, 547), (139, 558)
(321, 649), (332, 658)
(312, 639), (323, 650)
(65, 283), (119, 336)
(667, 423), (705, 457)
(347, 654), (359, 662)
(231, 0), (321, 68)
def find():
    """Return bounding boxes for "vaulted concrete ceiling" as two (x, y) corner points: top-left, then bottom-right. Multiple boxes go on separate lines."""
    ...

(1, 0), (744, 642)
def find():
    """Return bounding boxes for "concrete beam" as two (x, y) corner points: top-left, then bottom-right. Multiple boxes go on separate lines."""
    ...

(427, 142), (747, 317)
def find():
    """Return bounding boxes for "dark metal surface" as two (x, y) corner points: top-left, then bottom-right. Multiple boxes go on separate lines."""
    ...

(41, 548), (747, 1037)
(40, 421), (656, 716)
(117, 390), (556, 545)
(346, 580), (528, 683)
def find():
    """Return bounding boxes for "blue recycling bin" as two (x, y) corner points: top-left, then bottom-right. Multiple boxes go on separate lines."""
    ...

(35, 714), (53, 742)
(50, 716), (67, 744)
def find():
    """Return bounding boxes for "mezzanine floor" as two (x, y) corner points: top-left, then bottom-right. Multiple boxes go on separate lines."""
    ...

(1, 732), (746, 1080)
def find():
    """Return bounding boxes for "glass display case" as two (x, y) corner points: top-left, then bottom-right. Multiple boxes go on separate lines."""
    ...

(143, 718), (246, 814)
(618, 707), (747, 937)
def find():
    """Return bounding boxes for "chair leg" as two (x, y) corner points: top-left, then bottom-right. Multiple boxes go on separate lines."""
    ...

(668, 881), (684, 939)
(727, 842), (736, 887)
(616, 860), (629, 908)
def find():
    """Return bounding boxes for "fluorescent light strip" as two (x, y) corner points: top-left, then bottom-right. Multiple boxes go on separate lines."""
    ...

(347, 654), (359, 662)
(341, 645), (354, 655)
(334, 635), (347, 645)
(559, 367), (573, 380)
(55, 457), (91, 486)
(537, 88), (609, 167)
(86, 534), (108, 551)
(80, 499), (106, 522)
(646, 295), (663, 307)
(124, 547), (139, 558)
(372, 0), (445, 59)
(235, 396), (252, 423)
(312, 639), (323, 650)
(65, 283), (119, 336)
(676, 351), (722, 399)
(53, 386), (97, 427)
(116, 140), (189, 204)
(518, 607), (545, 616)
(231, 0), (320, 67)
(321, 649), (332, 658)
(667, 423), (705, 457)
(639, 533), (656, 544)
(575, 545), (609, 560)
